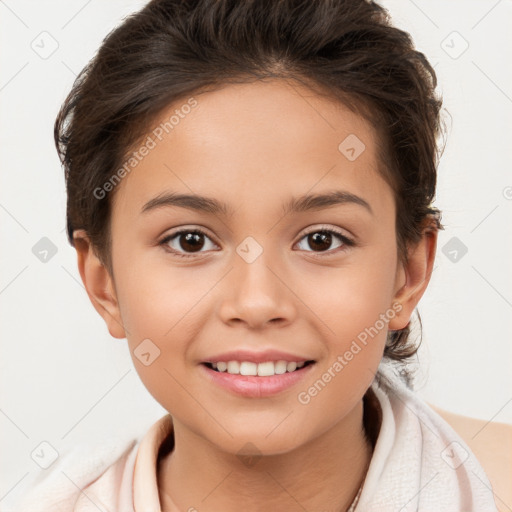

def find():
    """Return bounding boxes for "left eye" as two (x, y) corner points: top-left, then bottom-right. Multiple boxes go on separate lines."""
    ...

(160, 229), (218, 256)
(295, 229), (352, 253)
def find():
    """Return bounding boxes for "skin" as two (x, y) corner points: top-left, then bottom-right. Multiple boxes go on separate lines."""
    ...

(73, 78), (437, 512)
(431, 406), (512, 512)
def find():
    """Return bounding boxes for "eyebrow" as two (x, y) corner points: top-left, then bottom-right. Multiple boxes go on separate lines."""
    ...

(141, 190), (373, 216)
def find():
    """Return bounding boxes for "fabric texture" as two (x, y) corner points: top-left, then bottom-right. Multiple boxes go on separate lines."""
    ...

(357, 363), (498, 511)
(4, 361), (498, 511)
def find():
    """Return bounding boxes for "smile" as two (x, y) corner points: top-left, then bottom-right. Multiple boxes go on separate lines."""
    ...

(204, 360), (315, 376)
(201, 360), (316, 398)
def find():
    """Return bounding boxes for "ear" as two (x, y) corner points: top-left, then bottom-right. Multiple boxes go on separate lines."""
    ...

(388, 221), (438, 330)
(73, 229), (126, 339)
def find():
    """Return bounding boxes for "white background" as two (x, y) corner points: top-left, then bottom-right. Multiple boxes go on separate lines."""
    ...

(1, 0), (511, 505)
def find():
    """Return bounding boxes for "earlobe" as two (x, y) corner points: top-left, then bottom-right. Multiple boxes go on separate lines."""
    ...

(388, 224), (438, 331)
(73, 229), (126, 339)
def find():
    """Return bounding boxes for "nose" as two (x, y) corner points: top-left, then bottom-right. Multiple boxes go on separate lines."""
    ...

(218, 249), (297, 330)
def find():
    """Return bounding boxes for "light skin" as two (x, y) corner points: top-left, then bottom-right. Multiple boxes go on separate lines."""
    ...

(74, 79), (437, 511)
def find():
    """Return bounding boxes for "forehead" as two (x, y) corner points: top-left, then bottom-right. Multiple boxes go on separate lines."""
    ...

(111, 79), (392, 222)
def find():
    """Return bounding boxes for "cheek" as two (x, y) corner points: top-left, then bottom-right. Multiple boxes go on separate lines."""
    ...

(114, 256), (218, 405)
(115, 251), (214, 340)
(293, 274), (394, 434)
(293, 240), (397, 394)
(295, 242), (398, 347)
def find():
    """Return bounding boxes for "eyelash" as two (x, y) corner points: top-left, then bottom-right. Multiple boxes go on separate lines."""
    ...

(159, 226), (355, 259)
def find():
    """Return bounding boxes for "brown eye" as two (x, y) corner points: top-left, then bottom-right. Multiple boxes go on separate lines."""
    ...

(296, 228), (353, 254)
(161, 229), (218, 256)
(179, 232), (205, 252)
(307, 232), (333, 252)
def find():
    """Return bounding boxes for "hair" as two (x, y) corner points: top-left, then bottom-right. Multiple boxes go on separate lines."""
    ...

(55, 0), (444, 363)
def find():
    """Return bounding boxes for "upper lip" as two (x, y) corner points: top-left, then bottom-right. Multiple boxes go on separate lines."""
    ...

(202, 350), (314, 364)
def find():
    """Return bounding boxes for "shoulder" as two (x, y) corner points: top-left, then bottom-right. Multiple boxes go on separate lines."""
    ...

(429, 403), (512, 512)
(3, 437), (139, 512)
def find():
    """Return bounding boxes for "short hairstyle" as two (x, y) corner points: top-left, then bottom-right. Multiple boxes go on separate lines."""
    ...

(55, 0), (444, 362)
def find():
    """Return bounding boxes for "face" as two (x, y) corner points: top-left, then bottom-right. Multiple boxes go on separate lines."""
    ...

(86, 79), (422, 455)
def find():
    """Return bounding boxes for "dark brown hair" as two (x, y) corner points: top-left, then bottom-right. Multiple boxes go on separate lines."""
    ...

(55, 0), (444, 362)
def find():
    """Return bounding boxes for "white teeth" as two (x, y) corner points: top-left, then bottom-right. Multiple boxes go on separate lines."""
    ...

(286, 362), (297, 372)
(257, 361), (275, 377)
(209, 360), (310, 376)
(227, 361), (240, 374)
(239, 361), (257, 376)
(274, 360), (287, 374)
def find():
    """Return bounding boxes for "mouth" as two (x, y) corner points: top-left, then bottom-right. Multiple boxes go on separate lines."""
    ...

(202, 360), (316, 377)
(200, 359), (316, 398)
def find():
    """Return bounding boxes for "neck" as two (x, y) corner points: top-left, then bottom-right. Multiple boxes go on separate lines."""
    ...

(158, 398), (374, 512)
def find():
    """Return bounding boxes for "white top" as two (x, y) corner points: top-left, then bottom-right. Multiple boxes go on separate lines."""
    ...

(4, 361), (498, 511)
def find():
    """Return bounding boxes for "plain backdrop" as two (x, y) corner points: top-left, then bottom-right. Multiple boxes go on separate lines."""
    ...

(1, 0), (511, 505)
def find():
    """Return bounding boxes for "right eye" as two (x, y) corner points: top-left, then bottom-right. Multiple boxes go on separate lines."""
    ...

(159, 229), (219, 258)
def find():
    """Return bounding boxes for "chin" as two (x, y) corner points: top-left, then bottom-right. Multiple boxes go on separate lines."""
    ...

(209, 424), (311, 458)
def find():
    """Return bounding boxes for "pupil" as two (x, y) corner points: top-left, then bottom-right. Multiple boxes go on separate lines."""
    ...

(180, 232), (204, 252)
(309, 231), (331, 251)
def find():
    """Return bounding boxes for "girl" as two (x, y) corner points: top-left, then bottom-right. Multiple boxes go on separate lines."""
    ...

(11, 0), (509, 510)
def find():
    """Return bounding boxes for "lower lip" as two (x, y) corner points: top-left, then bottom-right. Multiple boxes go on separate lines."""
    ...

(200, 363), (315, 398)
